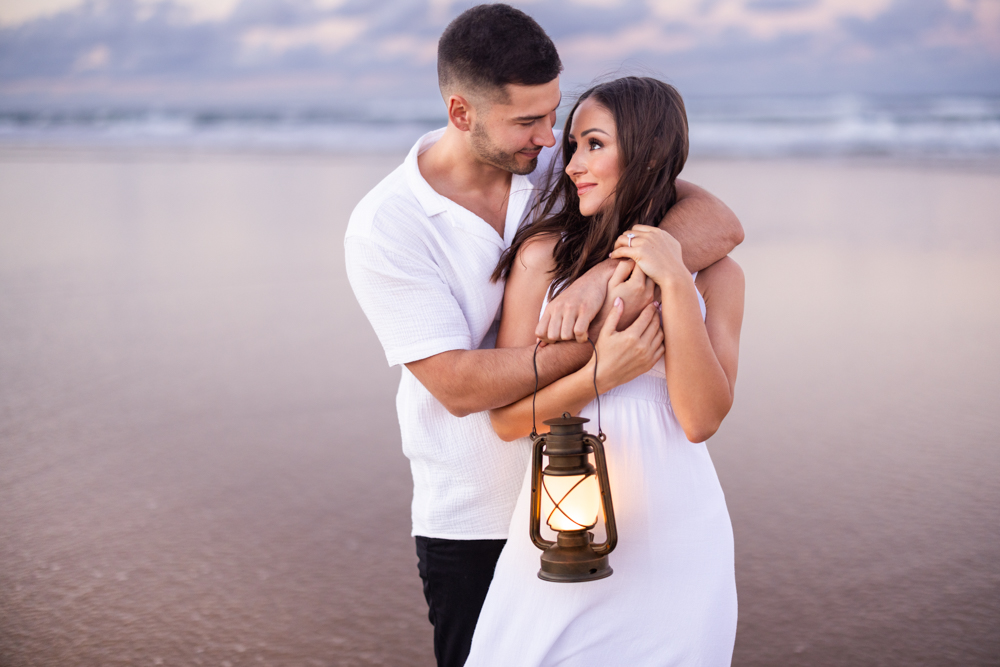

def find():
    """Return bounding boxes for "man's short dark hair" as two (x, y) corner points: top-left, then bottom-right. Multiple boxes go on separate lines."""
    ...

(438, 4), (562, 101)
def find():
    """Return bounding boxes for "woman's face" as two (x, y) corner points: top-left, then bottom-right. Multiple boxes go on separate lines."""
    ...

(565, 97), (620, 217)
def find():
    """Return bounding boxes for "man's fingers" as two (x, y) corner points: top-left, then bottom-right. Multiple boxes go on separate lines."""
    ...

(573, 310), (592, 343)
(536, 311), (559, 342)
(560, 311), (579, 342)
(534, 313), (550, 341)
(547, 312), (565, 342)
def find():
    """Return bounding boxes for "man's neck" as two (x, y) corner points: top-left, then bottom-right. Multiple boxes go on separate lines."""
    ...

(418, 125), (514, 236)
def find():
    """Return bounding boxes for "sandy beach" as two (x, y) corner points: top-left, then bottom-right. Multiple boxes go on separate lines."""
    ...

(1, 148), (998, 666)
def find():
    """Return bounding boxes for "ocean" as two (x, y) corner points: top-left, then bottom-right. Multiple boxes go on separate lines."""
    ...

(2, 93), (999, 158)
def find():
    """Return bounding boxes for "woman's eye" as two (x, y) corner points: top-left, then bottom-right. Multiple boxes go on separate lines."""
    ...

(568, 142), (578, 153)
(589, 139), (603, 150)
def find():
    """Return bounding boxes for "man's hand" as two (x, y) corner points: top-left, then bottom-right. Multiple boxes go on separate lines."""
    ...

(534, 261), (614, 343)
(534, 258), (657, 344)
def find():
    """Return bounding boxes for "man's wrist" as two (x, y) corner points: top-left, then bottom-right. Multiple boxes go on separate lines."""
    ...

(536, 339), (593, 384)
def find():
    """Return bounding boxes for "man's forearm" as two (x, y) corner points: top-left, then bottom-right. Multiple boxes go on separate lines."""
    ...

(664, 180), (744, 272)
(405, 341), (593, 418)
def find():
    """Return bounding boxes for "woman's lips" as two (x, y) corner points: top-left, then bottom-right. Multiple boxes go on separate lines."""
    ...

(576, 183), (597, 195)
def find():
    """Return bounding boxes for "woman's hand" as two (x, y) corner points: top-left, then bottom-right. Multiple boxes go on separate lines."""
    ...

(601, 259), (655, 333)
(588, 296), (664, 394)
(610, 225), (690, 288)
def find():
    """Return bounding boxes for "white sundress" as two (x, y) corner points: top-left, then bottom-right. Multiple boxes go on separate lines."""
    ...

(466, 278), (737, 666)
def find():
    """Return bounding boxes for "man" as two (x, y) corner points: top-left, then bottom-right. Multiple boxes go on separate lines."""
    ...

(344, 5), (743, 666)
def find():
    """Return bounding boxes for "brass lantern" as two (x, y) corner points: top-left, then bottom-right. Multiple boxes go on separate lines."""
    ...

(529, 413), (618, 582)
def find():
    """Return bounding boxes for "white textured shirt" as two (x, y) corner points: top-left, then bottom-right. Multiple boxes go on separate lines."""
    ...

(345, 128), (560, 539)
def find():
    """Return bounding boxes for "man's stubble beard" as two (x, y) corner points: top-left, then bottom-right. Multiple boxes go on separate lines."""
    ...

(470, 122), (538, 176)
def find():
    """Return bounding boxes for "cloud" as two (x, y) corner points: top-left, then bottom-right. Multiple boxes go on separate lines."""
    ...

(240, 17), (367, 55)
(0, 0), (997, 106)
(72, 43), (111, 71)
(0, 0), (245, 26)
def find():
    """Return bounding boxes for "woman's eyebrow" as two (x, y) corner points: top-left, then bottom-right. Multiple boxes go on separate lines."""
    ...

(580, 128), (611, 137)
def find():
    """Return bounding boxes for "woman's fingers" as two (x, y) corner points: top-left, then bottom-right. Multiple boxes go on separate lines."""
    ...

(627, 260), (647, 284)
(625, 302), (658, 337)
(613, 225), (656, 248)
(608, 258), (634, 287)
(640, 306), (662, 344)
(600, 296), (624, 338)
(609, 245), (639, 262)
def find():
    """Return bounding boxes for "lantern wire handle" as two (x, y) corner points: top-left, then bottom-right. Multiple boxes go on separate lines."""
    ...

(531, 340), (541, 438)
(531, 338), (603, 440)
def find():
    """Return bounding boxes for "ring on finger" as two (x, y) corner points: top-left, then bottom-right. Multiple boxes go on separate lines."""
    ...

(627, 233), (635, 247)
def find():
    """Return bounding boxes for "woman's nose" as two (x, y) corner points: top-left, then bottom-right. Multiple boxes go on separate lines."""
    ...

(565, 152), (585, 177)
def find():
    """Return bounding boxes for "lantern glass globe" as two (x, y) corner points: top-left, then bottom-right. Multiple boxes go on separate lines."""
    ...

(541, 473), (601, 531)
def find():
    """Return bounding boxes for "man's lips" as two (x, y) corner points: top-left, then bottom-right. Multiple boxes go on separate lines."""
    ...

(576, 183), (597, 195)
(519, 148), (542, 159)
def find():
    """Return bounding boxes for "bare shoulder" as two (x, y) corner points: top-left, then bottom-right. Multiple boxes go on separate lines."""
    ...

(499, 235), (559, 348)
(696, 256), (745, 303)
(514, 234), (558, 276)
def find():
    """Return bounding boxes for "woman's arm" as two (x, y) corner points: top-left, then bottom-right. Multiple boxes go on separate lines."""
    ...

(490, 237), (664, 442)
(611, 226), (745, 442)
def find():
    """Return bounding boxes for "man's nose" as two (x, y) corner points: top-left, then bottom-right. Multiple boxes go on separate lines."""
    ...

(534, 113), (557, 148)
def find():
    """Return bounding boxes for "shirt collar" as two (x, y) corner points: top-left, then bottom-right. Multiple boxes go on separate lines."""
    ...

(404, 127), (540, 248)
(405, 128), (450, 218)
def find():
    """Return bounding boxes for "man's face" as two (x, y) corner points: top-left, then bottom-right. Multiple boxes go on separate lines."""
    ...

(469, 78), (561, 175)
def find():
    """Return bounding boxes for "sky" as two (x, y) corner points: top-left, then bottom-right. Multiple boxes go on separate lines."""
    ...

(0, 0), (998, 107)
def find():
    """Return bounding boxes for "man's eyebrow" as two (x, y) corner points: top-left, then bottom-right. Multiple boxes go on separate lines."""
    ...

(512, 94), (562, 122)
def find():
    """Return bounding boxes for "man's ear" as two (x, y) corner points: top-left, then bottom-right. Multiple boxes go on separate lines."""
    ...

(447, 94), (475, 132)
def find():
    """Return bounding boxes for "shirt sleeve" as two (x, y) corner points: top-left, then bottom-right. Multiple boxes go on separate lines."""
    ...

(345, 235), (473, 367)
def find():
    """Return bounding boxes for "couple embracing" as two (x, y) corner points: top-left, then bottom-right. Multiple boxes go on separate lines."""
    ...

(345, 4), (745, 666)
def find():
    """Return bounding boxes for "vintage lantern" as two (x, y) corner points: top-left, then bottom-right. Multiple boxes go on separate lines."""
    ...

(528, 342), (618, 582)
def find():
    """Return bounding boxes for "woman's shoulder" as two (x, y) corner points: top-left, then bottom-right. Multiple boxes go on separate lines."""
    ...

(512, 234), (558, 277)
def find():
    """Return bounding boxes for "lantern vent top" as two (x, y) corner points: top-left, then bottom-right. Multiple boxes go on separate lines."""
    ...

(542, 415), (588, 432)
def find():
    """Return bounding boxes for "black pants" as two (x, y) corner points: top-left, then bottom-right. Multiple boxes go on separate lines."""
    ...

(415, 536), (506, 667)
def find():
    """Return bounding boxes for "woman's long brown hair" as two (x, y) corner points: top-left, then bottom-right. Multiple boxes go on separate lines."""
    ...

(491, 77), (689, 295)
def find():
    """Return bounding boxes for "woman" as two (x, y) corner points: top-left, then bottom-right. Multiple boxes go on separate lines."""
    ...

(465, 77), (745, 665)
